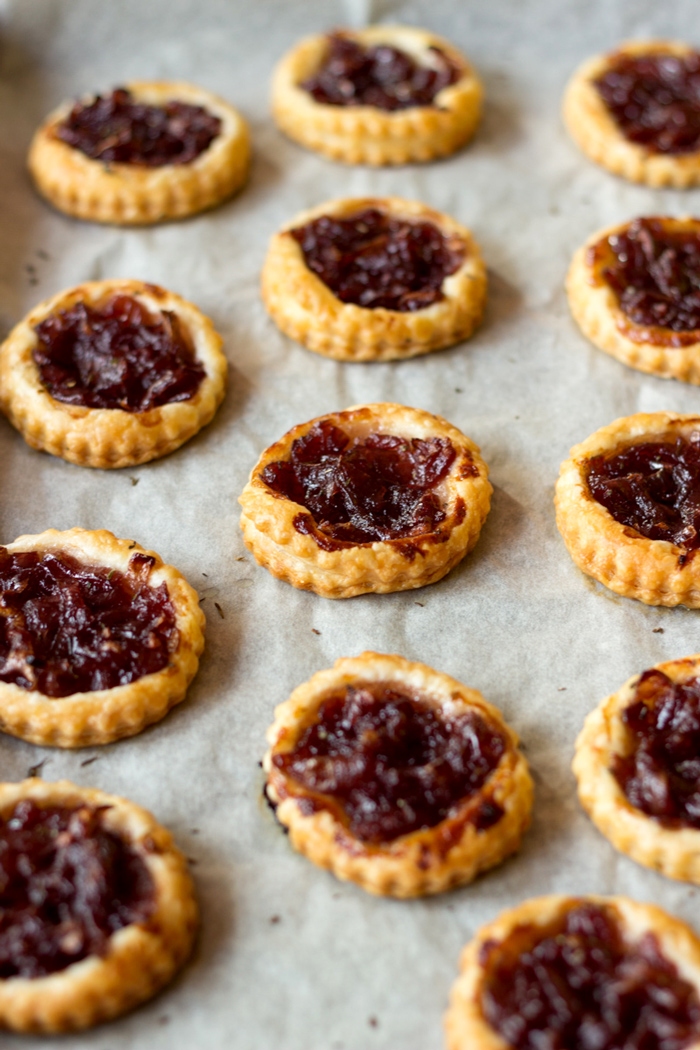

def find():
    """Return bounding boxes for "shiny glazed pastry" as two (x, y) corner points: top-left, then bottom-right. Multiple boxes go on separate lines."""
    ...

(28, 81), (250, 223)
(239, 403), (492, 598)
(263, 652), (533, 897)
(0, 279), (227, 468)
(563, 40), (700, 187)
(445, 894), (700, 1049)
(555, 412), (700, 606)
(0, 528), (204, 747)
(271, 25), (482, 165)
(262, 197), (487, 361)
(0, 778), (197, 1033)
(567, 216), (700, 383)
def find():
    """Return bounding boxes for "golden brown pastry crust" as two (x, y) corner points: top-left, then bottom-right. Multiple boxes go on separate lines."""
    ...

(563, 40), (700, 188)
(0, 528), (204, 748)
(574, 654), (700, 884)
(0, 778), (198, 1034)
(239, 403), (492, 599)
(261, 196), (487, 361)
(445, 894), (700, 1050)
(271, 25), (483, 165)
(555, 412), (700, 607)
(264, 652), (533, 898)
(567, 217), (700, 384)
(28, 80), (250, 224)
(0, 279), (227, 469)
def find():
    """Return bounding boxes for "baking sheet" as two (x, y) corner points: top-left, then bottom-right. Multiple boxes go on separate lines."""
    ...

(1, 1), (700, 1046)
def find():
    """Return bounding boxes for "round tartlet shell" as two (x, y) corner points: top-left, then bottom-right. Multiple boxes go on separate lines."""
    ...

(0, 778), (198, 1034)
(264, 652), (533, 898)
(563, 40), (700, 188)
(261, 196), (487, 362)
(555, 412), (700, 607)
(239, 402), (493, 599)
(0, 278), (227, 469)
(574, 654), (700, 884)
(271, 25), (483, 166)
(445, 894), (700, 1050)
(0, 527), (205, 748)
(28, 79), (250, 224)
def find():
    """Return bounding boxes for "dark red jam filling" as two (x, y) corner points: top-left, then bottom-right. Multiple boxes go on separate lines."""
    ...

(261, 419), (457, 549)
(272, 681), (506, 844)
(301, 33), (460, 111)
(586, 435), (700, 556)
(289, 207), (465, 312)
(481, 902), (700, 1050)
(33, 294), (206, 412)
(595, 51), (700, 154)
(612, 669), (700, 828)
(0, 548), (177, 698)
(0, 800), (154, 978)
(55, 87), (222, 166)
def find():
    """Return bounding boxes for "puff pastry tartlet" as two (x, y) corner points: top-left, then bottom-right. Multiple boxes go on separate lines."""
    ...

(446, 894), (700, 1050)
(271, 26), (482, 165)
(563, 40), (700, 187)
(0, 279), (227, 468)
(264, 652), (532, 898)
(239, 403), (492, 598)
(0, 527), (204, 748)
(0, 778), (197, 1033)
(574, 655), (700, 884)
(555, 412), (700, 606)
(262, 197), (487, 361)
(28, 81), (250, 224)
(568, 216), (700, 384)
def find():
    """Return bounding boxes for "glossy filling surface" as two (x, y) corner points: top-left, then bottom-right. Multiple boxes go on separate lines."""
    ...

(289, 207), (465, 312)
(301, 33), (460, 111)
(586, 435), (700, 554)
(260, 419), (458, 549)
(55, 87), (222, 166)
(0, 800), (154, 978)
(481, 902), (700, 1050)
(33, 294), (206, 412)
(613, 669), (700, 828)
(272, 681), (506, 844)
(0, 548), (177, 698)
(595, 51), (700, 154)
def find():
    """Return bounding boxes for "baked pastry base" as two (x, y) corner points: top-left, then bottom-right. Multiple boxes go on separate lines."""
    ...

(555, 412), (700, 606)
(261, 196), (487, 361)
(0, 778), (197, 1034)
(445, 894), (700, 1050)
(567, 217), (700, 383)
(239, 402), (492, 598)
(28, 80), (250, 224)
(563, 40), (700, 188)
(271, 25), (482, 165)
(0, 528), (204, 748)
(0, 279), (227, 468)
(264, 652), (533, 898)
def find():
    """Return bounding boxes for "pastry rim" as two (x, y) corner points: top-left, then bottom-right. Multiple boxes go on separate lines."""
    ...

(261, 195), (487, 362)
(445, 893), (700, 1050)
(0, 777), (198, 1034)
(0, 527), (205, 748)
(28, 79), (251, 224)
(0, 278), (227, 469)
(271, 25), (483, 166)
(567, 216), (700, 384)
(554, 411), (700, 607)
(239, 402), (493, 599)
(264, 651), (533, 898)
(562, 39), (700, 188)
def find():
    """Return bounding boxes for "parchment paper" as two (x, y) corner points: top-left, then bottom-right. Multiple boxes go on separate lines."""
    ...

(1, 1), (700, 1047)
